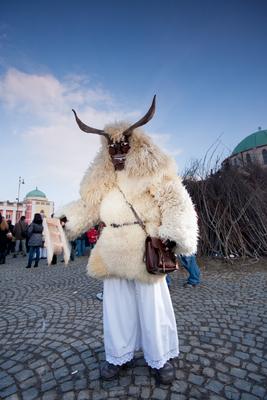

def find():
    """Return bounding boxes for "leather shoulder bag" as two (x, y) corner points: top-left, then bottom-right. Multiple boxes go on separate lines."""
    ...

(118, 187), (179, 275)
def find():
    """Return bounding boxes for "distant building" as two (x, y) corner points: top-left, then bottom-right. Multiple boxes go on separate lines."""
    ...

(0, 188), (54, 224)
(223, 128), (267, 169)
(0, 201), (26, 225)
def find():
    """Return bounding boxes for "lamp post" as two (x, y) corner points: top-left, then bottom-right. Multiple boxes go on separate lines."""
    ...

(16, 176), (25, 222)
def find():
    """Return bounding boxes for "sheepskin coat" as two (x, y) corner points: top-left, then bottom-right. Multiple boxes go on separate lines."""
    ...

(60, 123), (198, 284)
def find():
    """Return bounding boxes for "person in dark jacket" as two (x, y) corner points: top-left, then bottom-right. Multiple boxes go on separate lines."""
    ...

(26, 213), (43, 269)
(13, 216), (28, 257)
(6, 220), (15, 255)
(0, 215), (11, 264)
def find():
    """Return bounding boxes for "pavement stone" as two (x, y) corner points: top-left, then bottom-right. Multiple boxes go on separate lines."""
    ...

(0, 255), (266, 399)
(0, 385), (18, 398)
(5, 395), (20, 400)
(230, 367), (247, 379)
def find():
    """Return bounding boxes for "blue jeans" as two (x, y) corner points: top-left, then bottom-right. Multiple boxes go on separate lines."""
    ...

(179, 255), (201, 285)
(76, 239), (86, 256)
(166, 274), (172, 287)
(28, 246), (40, 267)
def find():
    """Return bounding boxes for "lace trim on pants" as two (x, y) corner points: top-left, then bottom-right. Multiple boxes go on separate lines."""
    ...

(106, 348), (179, 369)
(144, 348), (179, 369)
(106, 350), (135, 366)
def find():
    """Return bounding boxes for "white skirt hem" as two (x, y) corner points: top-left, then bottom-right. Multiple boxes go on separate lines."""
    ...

(106, 348), (179, 369)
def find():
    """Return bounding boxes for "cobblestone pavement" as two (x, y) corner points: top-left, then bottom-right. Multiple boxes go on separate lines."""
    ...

(0, 255), (266, 400)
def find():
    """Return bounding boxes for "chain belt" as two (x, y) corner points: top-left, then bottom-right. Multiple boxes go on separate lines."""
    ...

(110, 221), (140, 228)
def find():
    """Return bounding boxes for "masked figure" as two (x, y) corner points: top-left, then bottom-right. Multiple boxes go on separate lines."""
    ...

(59, 96), (198, 383)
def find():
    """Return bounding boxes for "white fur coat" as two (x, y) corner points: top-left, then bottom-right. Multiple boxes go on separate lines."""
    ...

(58, 124), (198, 283)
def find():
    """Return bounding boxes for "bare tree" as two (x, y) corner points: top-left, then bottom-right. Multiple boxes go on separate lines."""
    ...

(183, 155), (267, 260)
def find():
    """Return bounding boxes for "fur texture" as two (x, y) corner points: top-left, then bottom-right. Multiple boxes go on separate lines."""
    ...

(58, 122), (198, 283)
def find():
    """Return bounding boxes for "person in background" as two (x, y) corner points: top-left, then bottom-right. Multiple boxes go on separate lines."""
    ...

(39, 211), (47, 259)
(6, 220), (15, 255)
(51, 215), (75, 264)
(60, 216), (76, 261)
(13, 216), (28, 258)
(76, 232), (87, 257)
(26, 213), (43, 269)
(0, 215), (11, 264)
(70, 240), (76, 261)
(165, 255), (201, 288)
(50, 214), (58, 265)
(86, 225), (100, 256)
(180, 255), (201, 287)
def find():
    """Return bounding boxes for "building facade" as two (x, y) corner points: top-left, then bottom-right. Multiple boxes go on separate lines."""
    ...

(0, 188), (54, 225)
(0, 201), (26, 224)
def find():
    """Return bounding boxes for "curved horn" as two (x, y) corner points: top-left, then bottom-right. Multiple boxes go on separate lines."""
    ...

(72, 109), (110, 139)
(122, 95), (156, 137)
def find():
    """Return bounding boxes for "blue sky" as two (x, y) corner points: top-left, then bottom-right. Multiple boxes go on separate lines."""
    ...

(1, 0), (267, 209)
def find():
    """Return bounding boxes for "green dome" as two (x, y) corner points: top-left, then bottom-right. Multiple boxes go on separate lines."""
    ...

(26, 187), (46, 199)
(232, 129), (267, 155)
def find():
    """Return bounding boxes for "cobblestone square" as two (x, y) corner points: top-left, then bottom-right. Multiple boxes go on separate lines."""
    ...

(0, 256), (266, 399)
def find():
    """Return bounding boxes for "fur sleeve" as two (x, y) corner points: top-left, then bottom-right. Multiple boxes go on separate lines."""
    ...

(56, 146), (114, 241)
(153, 177), (198, 255)
(56, 199), (99, 240)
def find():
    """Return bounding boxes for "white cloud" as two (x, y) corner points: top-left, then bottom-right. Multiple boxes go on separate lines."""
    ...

(150, 133), (183, 157)
(0, 69), (116, 120)
(0, 68), (176, 208)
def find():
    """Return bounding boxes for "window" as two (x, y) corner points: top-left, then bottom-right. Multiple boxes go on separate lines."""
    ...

(262, 149), (267, 165)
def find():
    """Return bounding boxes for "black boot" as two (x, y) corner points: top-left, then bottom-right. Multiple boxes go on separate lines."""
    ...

(26, 265), (31, 268)
(155, 361), (175, 385)
(33, 263), (39, 267)
(100, 361), (120, 380)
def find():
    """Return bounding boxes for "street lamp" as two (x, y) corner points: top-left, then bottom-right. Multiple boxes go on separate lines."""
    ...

(16, 176), (25, 222)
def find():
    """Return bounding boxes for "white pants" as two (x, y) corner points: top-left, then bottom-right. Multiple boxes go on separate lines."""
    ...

(103, 278), (179, 369)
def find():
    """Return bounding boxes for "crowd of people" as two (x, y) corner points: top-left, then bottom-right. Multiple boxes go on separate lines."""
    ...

(0, 212), (102, 268)
(0, 213), (46, 268)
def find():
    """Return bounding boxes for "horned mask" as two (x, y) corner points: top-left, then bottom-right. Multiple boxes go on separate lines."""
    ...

(72, 95), (156, 170)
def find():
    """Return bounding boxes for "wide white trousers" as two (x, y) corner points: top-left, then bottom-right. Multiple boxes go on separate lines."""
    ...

(103, 278), (179, 369)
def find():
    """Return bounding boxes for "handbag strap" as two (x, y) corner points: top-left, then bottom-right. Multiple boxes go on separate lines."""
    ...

(117, 186), (147, 234)
(117, 186), (178, 266)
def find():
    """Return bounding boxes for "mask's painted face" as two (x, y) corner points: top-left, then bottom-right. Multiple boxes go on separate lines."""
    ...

(108, 138), (130, 170)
